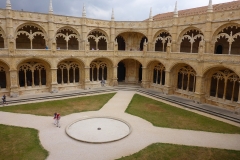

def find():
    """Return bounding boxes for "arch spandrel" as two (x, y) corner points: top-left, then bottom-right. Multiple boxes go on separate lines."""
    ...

(56, 58), (86, 68)
(168, 62), (197, 74)
(146, 60), (167, 68)
(16, 58), (52, 69)
(0, 60), (10, 70)
(89, 57), (114, 67)
(116, 57), (143, 66)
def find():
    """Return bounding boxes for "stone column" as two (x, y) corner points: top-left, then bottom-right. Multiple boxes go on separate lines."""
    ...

(141, 67), (148, 88)
(112, 66), (118, 86)
(194, 75), (205, 103)
(204, 13), (213, 53)
(171, 18), (178, 52)
(50, 68), (58, 93)
(164, 70), (174, 94)
(81, 18), (87, 51)
(110, 20), (115, 50)
(48, 14), (55, 50)
(9, 70), (19, 97)
(83, 67), (90, 89)
(6, 9), (14, 54)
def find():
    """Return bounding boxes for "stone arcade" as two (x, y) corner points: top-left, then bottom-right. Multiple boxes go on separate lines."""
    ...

(0, 0), (240, 113)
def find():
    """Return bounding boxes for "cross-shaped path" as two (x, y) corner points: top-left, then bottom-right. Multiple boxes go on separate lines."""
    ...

(0, 91), (240, 160)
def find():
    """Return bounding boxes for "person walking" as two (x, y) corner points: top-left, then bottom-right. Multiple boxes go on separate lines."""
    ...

(53, 112), (57, 125)
(101, 79), (105, 87)
(56, 113), (61, 128)
(2, 94), (7, 106)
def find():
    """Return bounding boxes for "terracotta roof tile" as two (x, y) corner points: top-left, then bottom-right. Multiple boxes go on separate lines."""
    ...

(152, 0), (240, 21)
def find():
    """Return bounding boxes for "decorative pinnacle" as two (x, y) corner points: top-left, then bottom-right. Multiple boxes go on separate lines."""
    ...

(149, 7), (153, 21)
(49, 0), (53, 14)
(207, 0), (213, 12)
(174, 1), (178, 17)
(6, 0), (12, 10)
(82, 4), (86, 17)
(111, 8), (114, 21)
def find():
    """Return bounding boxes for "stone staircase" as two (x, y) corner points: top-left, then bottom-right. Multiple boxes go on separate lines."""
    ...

(3, 85), (240, 124)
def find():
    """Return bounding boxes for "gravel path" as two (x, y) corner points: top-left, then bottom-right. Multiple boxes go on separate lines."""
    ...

(0, 91), (240, 160)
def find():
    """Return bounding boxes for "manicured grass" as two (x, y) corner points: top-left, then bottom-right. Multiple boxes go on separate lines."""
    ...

(117, 143), (240, 160)
(0, 124), (48, 160)
(0, 93), (115, 116)
(126, 94), (240, 134)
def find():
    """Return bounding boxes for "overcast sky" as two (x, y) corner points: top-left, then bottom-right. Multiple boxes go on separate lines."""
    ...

(0, 0), (234, 21)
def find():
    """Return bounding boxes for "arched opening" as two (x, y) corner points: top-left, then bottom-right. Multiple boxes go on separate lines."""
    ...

(88, 31), (107, 50)
(214, 25), (240, 55)
(0, 64), (7, 89)
(89, 59), (110, 82)
(57, 61), (81, 84)
(56, 28), (79, 50)
(154, 32), (172, 51)
(180, 29), (204, 53)
(116, 36), (125, 50)
(210, 69), (239, 102)
(18, 61), (48, 88)
(117, 59), (142, 84)
(16, 25), (46, 49)
(215, 45), (223, 54)
(117, 62), (125, 82)
(177, 66), (196, 92)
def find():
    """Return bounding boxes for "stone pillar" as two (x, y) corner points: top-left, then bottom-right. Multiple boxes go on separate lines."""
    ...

(194, 75), (205, 103)
(84, 67), (90, 89)
(50, 68), (58, 93)
(81, 18), (87, 51)
(48, 14), (55, 49)
(147, 21), (153, 51)
(171, 17), (178, 52)
(204, 12), (213, 53)
(9, 70), (19, 97)
(110, 20), (115, 50)
(6, 9), (14, 54)
(112, 66), (118, 86)
(164, 70), (174, 94)
(141, 67), (148, 88)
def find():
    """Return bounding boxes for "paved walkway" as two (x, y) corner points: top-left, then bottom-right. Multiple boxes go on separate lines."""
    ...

(0, 91), (240, 160)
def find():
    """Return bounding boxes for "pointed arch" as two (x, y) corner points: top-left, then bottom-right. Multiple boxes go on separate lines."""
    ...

(212, 23), (240, 55)
(55, 27), (80, 50)
(178, 27), (204, 53)
(15, 23), (48, 49)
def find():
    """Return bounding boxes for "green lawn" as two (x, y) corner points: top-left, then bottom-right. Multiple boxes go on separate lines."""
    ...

(117, 143), (240, 160)
(126, 94), (240, 134)
(1, 93), (240, 159)
(0, 93), (115, 116)
(0, 124), (48, 160)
